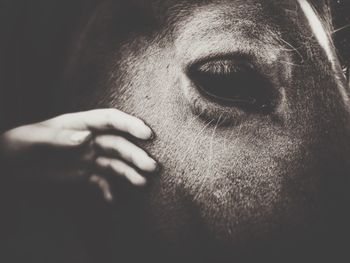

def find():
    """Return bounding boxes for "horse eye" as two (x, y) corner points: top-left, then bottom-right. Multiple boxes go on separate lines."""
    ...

(187, 57), (278, 113)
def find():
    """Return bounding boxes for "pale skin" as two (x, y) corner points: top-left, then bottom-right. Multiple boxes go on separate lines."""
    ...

(0, 109), (159, 202)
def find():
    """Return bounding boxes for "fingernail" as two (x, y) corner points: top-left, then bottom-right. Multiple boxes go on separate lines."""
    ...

(150, 159), (159, 172)
(139, 154), (158, 172)
(149, 131), (155, 140)
(143, 124), (154, 139)
(70, 131), (91, 144)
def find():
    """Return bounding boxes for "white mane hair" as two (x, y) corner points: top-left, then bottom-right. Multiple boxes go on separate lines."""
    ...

(299, 0), (349, 102)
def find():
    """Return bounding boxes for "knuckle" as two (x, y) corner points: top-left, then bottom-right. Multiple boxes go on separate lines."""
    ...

(113, 136), (125, 146)
(111, 137), (127, 153)
(89, 174), (101, 184)
(115, 137), (134, 159)
(96, 157), (109, 168)
(94, 135), (106, 146)
(129, 152), (139, 164)
(51, 128), (63, 142)
(120, 167), (131, 178)
(105, 111), (117, 129)
(114, 161), (129, 176)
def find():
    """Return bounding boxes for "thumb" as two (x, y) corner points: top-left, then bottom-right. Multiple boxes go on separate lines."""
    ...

(1, 125), (92, 152)
(48, 129), (92, 148)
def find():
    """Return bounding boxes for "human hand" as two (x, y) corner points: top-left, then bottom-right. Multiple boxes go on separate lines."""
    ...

(0, 109), (158, 202)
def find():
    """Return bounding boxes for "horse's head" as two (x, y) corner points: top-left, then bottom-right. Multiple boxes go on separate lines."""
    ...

(59, 0), (350, 261)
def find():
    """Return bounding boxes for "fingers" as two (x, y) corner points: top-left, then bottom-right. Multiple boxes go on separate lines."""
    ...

(45, 109), (153, 140)
(86, 134), (158, 198)
(0, 109), (158, 203)
(94, 135), (158, 173)
(89, 175), (114, 203)
(95, 157), (147, 187)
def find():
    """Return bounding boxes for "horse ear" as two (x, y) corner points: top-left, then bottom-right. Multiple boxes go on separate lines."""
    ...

(330, 0), (350, 82)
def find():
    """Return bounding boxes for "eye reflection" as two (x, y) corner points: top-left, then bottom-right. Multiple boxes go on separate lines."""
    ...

(187, 57), (278, 113)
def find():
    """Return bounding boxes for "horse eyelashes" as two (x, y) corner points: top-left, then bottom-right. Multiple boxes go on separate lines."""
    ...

(187, 57), (278, 114)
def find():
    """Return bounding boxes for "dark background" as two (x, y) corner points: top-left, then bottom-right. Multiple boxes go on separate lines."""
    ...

(0, 0), (349, 132)
(0, 0), (97, 131)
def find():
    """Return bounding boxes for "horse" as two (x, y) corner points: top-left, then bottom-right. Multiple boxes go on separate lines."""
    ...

(2, 0), (350, 262)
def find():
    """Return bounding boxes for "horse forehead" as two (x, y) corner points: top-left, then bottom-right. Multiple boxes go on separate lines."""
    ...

(145, 0), (329, 35)
(110, 0), (330, 33)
